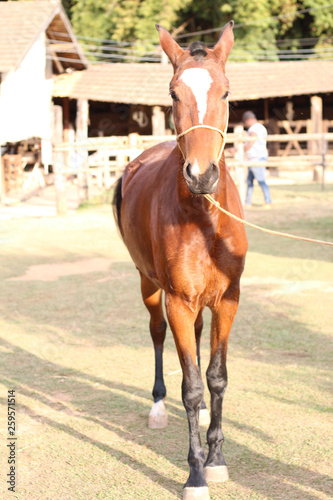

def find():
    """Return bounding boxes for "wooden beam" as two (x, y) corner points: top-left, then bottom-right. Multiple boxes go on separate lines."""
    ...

(49, 46), (64, 73)
(76, 99), (90, 201)
(76, 99), (89, 141)
(233, 124), (245, 205)
(63, 97), (70, 142)
(48, 42), (76, 52)
(152, 106), (165, 136)
(52, 104), (67, 215)
(264, 100), (269, 121)
(0, 154), (5, 202)
(268, 118), (280, 156)
(281, 120), (303, 156)
(53, 105), (63, 144)
(310, 96), (323, 155)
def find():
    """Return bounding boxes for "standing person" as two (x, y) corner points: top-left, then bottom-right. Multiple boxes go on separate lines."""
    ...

(243, 111), (272, 208)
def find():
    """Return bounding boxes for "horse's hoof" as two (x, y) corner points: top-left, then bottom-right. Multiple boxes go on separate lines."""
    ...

(204, 465), (229, 483)
(148, 400), (168, 429)
(199, 408), (210, 427)
(183, 486), (210, 500)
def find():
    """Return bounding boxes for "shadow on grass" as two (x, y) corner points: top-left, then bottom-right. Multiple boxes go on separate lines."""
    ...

(1, 228), (332, 498)
(3, 258), (333, 362)
(1, 399), (183, 497)
(0, 337), (185, 498)
(230, 292), (333, 371)
(0, 336), (332, 500)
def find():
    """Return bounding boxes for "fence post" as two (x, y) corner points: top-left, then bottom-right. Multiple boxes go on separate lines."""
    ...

(322, 133), (326, 191)
(54, 152), (68, 216)
(0, 142), (3, 203)
(53, 104), (67, 216)
(76, 99), (89, 202)
(152, 106), (166, 136)
(310, 96), (323, 155)
(234, 124), (246, 205)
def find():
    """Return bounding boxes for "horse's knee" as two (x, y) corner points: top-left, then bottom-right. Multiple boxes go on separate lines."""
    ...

(183, 380), (204, 413)
(182, 363), (204, 412)
(206, 352), (228, 396)
(150, 318), (167, 345)
(206, 372), (227, 396)
(150, 318), (167, 332)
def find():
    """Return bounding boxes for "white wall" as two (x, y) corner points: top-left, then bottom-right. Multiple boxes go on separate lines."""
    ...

(0, 32), (53, 143)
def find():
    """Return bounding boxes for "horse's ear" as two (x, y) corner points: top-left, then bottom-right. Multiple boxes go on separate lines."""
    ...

(156, 24), (184, 70)
(213, 21), (234, 65)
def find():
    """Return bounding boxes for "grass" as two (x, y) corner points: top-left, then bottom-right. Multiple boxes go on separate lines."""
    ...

(78, 189), (115, 210)
(0, 183), (332, 500)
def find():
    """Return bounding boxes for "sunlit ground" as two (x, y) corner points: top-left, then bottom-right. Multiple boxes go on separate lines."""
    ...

(0, 183), (332, 499)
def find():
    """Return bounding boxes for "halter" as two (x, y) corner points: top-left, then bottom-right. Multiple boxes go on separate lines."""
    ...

(176, 99), (229, 163)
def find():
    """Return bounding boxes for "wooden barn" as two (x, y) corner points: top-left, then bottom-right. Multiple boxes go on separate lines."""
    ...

(1, 1), (333, 200)
(53, 60), (333, 156)
(0, 0), (86, 196)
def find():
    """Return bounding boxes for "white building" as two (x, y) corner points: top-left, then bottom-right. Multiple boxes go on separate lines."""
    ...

(0, 1), (86, 156)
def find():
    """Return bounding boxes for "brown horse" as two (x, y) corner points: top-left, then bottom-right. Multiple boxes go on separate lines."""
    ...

(113, 21), (248, 500)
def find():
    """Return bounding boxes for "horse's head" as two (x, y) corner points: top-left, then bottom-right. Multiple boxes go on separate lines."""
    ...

(156, 22), (234, 195)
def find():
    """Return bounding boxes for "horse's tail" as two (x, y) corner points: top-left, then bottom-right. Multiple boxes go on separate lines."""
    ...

(112, 176), (123, 238)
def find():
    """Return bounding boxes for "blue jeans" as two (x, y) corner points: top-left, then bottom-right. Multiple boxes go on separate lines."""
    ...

(245, 166), (271, 205)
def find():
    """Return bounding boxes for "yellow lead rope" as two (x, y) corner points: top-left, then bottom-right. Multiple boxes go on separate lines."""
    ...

(204, 194), (333, 247)
(175, 99), (333, 248)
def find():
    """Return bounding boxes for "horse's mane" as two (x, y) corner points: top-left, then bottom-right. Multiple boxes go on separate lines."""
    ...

(189, 41), (207, 60)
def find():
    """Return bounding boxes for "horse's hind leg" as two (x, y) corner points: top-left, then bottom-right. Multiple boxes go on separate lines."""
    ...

(195, 310), (210, 427)
(140, 272), (168, 429)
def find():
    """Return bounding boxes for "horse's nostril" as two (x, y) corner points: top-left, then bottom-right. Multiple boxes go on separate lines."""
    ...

(186, 163), (193, 180)
(210, 163), (219, 181)
(211, 163), (219, 174)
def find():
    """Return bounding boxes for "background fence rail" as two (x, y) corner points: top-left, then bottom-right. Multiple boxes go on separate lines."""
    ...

(51, 131), (333, 212)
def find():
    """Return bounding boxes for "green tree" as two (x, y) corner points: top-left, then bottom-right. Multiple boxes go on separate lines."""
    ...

(176, 0), (298, 60)
(71, 0), (189, 46)
(69, 0), (333, 61)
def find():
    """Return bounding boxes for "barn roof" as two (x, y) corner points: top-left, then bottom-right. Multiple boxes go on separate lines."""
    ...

(52, 60), (333, 104)
(0, 0), (87, 73)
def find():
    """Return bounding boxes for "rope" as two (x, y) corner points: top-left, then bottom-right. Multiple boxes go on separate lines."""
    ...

(204, 194), (333, 247)
(177, 125), (226, 161)
(174, 98), (332, 248)
(176, 99), (229, 163)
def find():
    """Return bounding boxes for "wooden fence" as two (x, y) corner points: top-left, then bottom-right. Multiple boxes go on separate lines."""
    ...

(53, 130), (333, 178)
(50, 130), (333, 213)
(2, 131), (332, 210)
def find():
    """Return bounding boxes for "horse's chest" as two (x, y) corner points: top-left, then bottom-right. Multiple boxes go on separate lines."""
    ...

(163, 235), (239, 306)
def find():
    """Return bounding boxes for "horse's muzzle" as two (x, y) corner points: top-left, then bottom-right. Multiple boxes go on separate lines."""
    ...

(183, 162), (219, 195)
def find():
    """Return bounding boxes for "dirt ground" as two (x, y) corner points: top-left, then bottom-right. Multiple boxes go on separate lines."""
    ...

(0, 183), (332, 500)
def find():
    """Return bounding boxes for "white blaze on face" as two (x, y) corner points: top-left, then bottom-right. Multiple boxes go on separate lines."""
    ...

(180, 68), (213, 124)
(191, 158), (200, 175)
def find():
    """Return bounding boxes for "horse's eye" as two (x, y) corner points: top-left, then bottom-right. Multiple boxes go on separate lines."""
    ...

(222, 91), (230, 100)
(170, 91), (179, 102)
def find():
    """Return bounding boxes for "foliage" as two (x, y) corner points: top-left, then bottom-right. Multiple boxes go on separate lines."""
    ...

(67, 0), (333, 61)
(71, 0), (189, 46)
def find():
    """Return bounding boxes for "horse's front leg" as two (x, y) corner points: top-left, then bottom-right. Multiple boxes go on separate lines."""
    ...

(166, 294), (209, 500)
(195, 310), (210, 427)
(204, 285), (240, 483)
